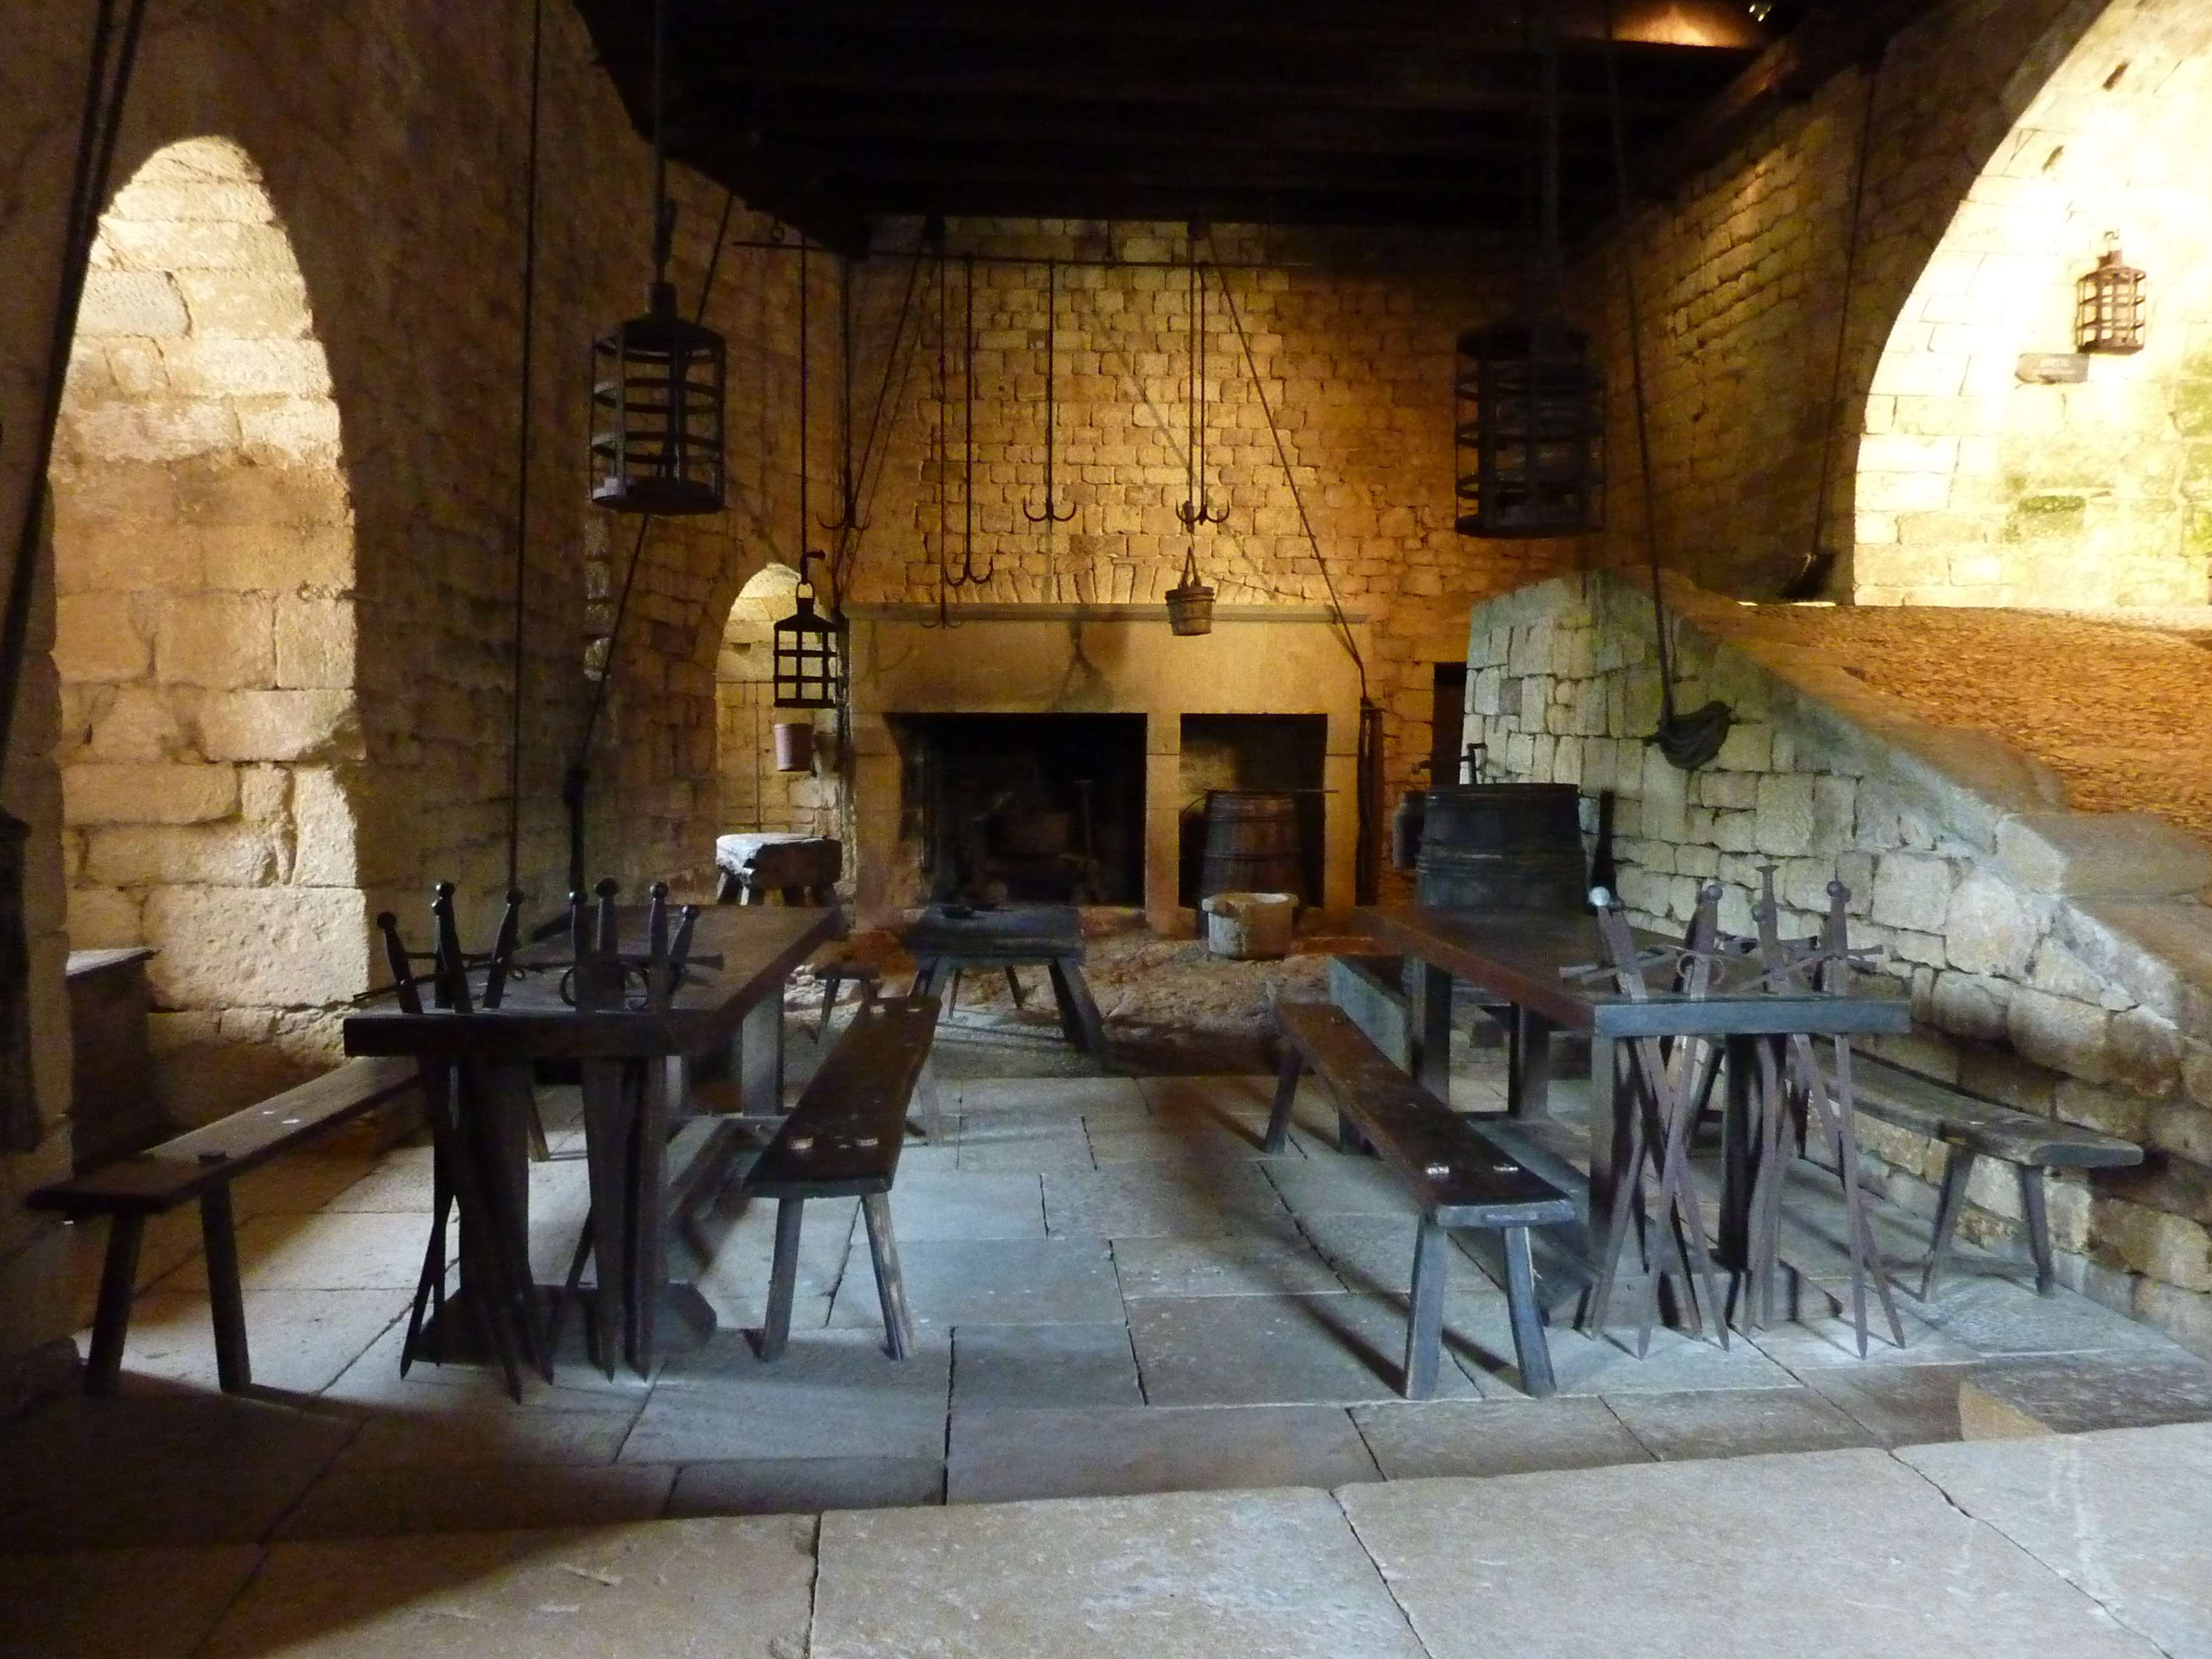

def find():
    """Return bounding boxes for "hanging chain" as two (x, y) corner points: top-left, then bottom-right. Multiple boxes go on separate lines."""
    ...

(1025, 258), (1076, 527)
(949, 253), (994, 587)
(1178, 227), (1229, 532)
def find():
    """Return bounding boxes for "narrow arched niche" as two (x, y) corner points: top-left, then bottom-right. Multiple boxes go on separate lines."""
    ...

(47, 136), (369, 1124)
(714, 561), (837, 837)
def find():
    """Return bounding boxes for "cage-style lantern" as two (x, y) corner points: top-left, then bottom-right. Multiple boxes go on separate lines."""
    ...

(591, 280), (728, 514)
(1454, 320), (1604, 538)
(773, 556), (842, 709)
(2076, 234), (2146, 356)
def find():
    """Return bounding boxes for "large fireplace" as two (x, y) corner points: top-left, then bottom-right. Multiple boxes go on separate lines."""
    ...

(892, 714), (1147, 905)
(844, 606), (1369, 930)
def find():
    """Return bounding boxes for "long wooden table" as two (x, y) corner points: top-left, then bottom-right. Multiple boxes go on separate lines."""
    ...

(1350, 906), (1912, 1317)
(344, 905), (837, 1377)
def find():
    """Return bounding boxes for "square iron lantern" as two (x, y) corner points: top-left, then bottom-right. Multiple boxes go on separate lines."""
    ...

(2076, 235), (2146, 355)
(773, 556), (842, 709)
(1454, 319), (1604, 538)
(591, 280), (728, 514)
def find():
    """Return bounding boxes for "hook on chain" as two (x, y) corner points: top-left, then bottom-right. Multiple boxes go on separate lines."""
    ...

(1024, 258), (1076, 526)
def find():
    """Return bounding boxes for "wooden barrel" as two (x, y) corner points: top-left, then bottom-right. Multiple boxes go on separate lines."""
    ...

(1200, 791), (1303, 900)
(1414, 783), (1586, 913)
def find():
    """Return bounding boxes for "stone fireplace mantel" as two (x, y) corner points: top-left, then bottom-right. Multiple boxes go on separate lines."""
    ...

(845, 609), (1369, 931)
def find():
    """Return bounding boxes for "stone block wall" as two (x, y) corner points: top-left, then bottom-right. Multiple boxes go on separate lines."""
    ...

(1467, 570), (2212, 1351)
(832, 222), (1572, 870)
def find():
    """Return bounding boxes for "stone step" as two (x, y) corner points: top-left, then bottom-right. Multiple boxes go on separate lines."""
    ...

(1958, 1350), (2212, 1439)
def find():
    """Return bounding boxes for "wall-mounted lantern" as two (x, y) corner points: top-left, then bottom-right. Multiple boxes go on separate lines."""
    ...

(772, 552), (842, 709)
(2076, 233), (2146, 355)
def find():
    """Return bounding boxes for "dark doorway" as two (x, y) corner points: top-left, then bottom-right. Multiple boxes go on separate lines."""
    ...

(1178, 714), (1328, 908)
(1429, 663), (1469, 786)
(893, 714), (1147, 904)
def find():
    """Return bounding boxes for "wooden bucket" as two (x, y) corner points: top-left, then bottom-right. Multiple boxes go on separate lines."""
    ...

(1413, 783), (1586, 913)
(1200, 791), (1302, 900)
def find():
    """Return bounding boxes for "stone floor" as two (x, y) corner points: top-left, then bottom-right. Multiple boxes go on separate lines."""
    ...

(8, 999), (2212, 1652)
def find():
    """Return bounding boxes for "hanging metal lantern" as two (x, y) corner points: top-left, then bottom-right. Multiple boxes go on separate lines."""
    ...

(591, 280), (728, 514)
(1455, 320), (1604, 537)
(2076, 233), (2145, 355)
(773, 552), (842, 708)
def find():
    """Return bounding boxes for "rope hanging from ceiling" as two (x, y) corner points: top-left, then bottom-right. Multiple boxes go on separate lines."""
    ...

(1602, 0), (1732, 771)
(503, 0), (547, 896)
(1782, 43), (1886, 603)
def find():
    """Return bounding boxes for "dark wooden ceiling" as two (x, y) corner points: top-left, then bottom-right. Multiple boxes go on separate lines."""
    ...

(572, 1), (1944, 252)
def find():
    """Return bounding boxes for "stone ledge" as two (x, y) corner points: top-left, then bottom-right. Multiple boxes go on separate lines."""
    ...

(1998, 812), (2212, 900)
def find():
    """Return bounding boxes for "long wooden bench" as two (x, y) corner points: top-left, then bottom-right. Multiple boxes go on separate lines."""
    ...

(28, 1055), (422, 1395)
(1269, 1002), (1577, 1398)
(1851, 1053), (2142, 1297)
(741, 994), (943, 1360)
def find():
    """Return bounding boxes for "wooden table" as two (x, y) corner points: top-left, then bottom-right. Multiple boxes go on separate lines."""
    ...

(1350, 906), (1912, 1313)
(899, 904), (1110, 1057)
(344, 905), (837, 1377)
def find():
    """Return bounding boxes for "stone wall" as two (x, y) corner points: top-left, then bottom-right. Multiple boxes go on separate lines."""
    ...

(832, 222), (1566, 863)
(1855, 0), (2212, 606)
(1467, 570), (2212, 1352)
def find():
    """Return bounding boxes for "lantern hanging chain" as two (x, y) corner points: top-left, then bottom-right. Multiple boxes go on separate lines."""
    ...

(1212, 262), (1369, 702)
(1788, 44), (1885, 601)
(1025, 259), (1076, 528)
(797, 235), (813, 561)
(819, 257), (866, 536)
(566, 190), (738, 851)
(503, 0), (547, 895)
(0, 0), (149, 773)
(950, 255), (994, 587)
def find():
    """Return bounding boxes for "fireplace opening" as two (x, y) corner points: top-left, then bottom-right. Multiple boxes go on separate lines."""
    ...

(1178, 714), (1329, 908)
(893, 714), (1147, 905)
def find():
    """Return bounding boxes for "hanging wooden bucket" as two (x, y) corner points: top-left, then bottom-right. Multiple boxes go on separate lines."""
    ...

(1413, 783), (1586, 913)
(1200, 790), (1302, 900)
(773, 721), (815, 773)
(1165, 579), (1215, 635)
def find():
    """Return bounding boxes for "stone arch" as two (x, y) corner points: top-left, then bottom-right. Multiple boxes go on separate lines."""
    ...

(714, 561), (837, 836)
(1855, 0), (2212, 608)
(48, 136), (368, 1123)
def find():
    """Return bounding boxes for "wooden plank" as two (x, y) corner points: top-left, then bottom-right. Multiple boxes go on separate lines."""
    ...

(29, 1056), (421, 1215)
(1276, 1004), (1574, 1228)
(1854, 1054), (2142, 1169)
(746, 997), (942, 1199)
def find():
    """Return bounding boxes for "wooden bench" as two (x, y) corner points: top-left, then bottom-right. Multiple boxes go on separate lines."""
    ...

(1851, 1052), (2143, 1297)
(1268, 1002), (1578, 1398)
(741, 994), (943, 1360)
(28, 1055), (422, 1395)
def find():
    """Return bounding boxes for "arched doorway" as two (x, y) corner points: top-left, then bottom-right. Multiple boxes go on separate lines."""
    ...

(48, 137), (367, 1124)
(714, 562), (838, 840)
(1855, 0), (2212, 609)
